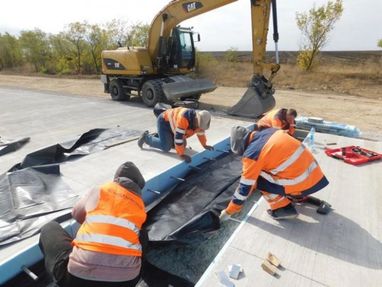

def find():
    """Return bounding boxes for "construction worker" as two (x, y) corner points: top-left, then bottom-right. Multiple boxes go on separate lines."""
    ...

(257, 108), (297, 136)
(39, 162), (147, 287)
(138, 107), (214, 163)
(220, 127), (329, 220)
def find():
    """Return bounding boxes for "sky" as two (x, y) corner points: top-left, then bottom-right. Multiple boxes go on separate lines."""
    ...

(0, 0), (380, 51)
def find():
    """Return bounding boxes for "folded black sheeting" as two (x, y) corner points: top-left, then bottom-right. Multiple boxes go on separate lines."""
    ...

(11, 128), (141, 171)
(1, 128), (142, 245)
(145, 153), (242, 243)
(0, 137), (30, 156)
(0, 165), (76, 245)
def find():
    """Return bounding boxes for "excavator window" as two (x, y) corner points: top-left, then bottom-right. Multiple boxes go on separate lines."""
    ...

(179, 32), (193, 52)
(171, 29), (195, 69)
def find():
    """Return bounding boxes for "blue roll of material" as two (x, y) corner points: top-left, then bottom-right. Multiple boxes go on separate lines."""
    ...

(296, 116), (361, 138)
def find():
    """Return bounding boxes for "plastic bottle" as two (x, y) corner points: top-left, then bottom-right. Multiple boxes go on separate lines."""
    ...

(303, 127), (316, 153)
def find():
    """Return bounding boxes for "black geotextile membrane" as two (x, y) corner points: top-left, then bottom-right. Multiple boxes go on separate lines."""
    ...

(0, 165), (77, 246)
(145, 153), (242, 243)
(3, 153), (242, 287)
(0, 128), (142, 245)
(0, 137), (30, 156)
(10, 128), (142, 171)
(3, 259), (193, 287)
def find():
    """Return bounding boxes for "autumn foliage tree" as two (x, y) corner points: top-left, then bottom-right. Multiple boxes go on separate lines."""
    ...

(0, 20), (150, 74)
(296, 0), (343, 71)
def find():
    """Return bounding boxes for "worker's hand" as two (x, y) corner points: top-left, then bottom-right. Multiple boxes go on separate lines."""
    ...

(203, 145), (214, 151)
(180, 154), (192, 163)
(219, 209), (232, 222)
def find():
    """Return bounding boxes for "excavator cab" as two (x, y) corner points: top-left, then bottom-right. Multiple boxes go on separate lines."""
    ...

(168, 27), (196, 70)
(158, 27), (196, 73)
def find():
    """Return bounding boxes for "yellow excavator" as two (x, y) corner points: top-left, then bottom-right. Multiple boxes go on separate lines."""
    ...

(101, 0), (280, 118)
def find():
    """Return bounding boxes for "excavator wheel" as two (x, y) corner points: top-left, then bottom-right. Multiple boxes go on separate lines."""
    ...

(141, 80), (164, 107)
(110, 79), (130, 101)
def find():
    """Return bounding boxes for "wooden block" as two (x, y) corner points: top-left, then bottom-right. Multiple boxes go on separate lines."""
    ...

(267, 252), (281, 267)
(261, 260), (278, 276)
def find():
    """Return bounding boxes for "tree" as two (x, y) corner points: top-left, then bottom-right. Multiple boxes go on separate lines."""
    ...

(64, 22), (88, 74)
(296, 0), (343, 71)
(224, 47), (239, 62)
(105, 19), (130, 47)
(49, 33), (75, 74)
(378, 39), (382, 48)
(19, 29), (50, 72)
(127, 23), (150, 47)
(84, 24), (110, 73)
(0, 33), (23, 70)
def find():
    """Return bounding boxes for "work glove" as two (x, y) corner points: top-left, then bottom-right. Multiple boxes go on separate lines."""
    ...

(203, 145), (214, 151)
(219, 209), (231, 222)
(180, 154), (192, 163)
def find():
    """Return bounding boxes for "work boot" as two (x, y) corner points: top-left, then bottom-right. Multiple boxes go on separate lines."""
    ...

(138, 131), (149, 149)
(267, 203), (298, 220)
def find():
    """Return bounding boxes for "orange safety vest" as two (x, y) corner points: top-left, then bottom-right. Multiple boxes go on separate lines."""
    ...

(72, 182), (147, 257)
(258, 108), (295, 135)
(163, 107), (207, 155)
(227, 128), (328, 214)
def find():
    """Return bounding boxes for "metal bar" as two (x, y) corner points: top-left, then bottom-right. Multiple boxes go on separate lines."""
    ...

(170, 176), (186, 182)
(147, 189), (161, 195)
(188, 165), (201, 171)
(22, 266), (39, 281)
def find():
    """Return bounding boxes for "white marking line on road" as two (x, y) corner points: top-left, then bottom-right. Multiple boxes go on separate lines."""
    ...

(195, 197), (265, 287)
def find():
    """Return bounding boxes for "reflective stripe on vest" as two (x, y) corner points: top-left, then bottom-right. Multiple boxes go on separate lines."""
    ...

(233, 189), (249, 201)
(240, 176), (256, 186)
(175, 127), (186, 134)
(86, 214), (140, 234)
(270, 145), (306, 175)
(167, 110), (177, 134)
(75, 233), (142, 251)
(260, 161), (318, 186)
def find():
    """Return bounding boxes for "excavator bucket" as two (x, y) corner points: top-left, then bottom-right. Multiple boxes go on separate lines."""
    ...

(228, 75), (276, 118)
(162, 75), (217, 101)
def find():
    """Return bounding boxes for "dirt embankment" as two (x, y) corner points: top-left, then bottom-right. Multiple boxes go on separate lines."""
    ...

(0, 74), (381, 139)
(196, 51), (382, 100)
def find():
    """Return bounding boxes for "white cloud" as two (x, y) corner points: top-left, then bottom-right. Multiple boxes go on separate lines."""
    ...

(0, 0), (380, 50)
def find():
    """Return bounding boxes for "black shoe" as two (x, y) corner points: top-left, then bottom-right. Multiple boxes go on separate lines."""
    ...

(138, 131), (149, 149)
(267, 203), (298, 220)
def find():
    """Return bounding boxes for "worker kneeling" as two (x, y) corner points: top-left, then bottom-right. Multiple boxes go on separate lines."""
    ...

(138, 107), (213, 163)
(257, 108), (297, 136)
(39, 162), (147, 287)
(220, 127), (329, 220)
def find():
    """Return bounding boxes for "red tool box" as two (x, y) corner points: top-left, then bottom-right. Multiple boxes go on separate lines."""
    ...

(325, 146), (382, 165)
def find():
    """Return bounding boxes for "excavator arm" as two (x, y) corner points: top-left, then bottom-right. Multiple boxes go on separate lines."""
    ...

(148, 0), (279, 118)
(228, 0), (280, 117)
